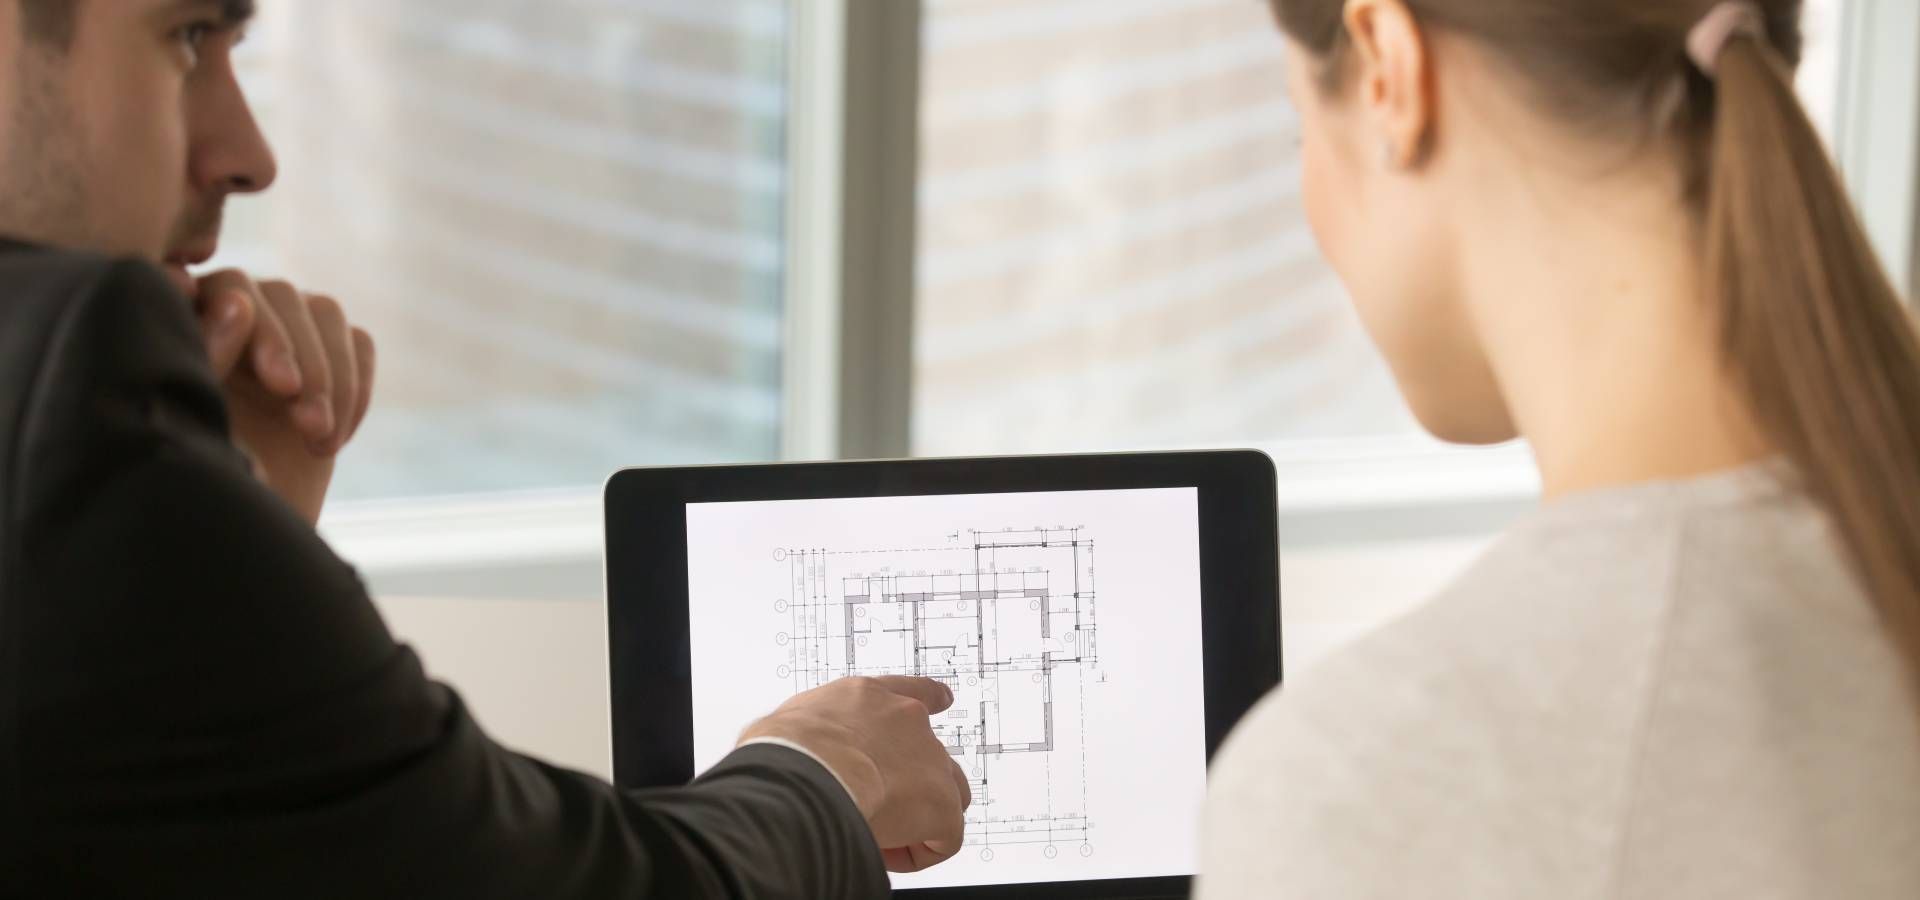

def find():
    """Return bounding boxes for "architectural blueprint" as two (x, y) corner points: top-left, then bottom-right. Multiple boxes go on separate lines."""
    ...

(684, 487), (1206, 889)
(777, 527), (1102, 859)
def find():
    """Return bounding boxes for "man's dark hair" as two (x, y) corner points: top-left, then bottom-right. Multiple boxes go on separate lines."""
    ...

(18, 0), (77, 47)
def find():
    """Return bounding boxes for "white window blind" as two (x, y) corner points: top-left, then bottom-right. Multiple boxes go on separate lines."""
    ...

(216, 0), (790, 501)
(912, 0), (1415, 457)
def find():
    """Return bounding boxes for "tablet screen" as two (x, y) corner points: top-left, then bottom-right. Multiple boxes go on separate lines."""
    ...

(685, 487), (1206, 891)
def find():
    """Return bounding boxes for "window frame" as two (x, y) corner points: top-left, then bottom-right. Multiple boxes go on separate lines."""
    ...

(780, 0), (846, 462)
(321, 0), (1915, 601)
(1832, 0), (1920, 292)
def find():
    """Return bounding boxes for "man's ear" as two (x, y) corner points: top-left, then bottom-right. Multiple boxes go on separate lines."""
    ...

(1343, 0), (1434, 169)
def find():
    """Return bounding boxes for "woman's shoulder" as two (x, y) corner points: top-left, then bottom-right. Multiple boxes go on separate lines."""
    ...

(1197, 519), (1684, 897)
(1199, 477), (1916, 898)
(1220, 469), (1870, 788)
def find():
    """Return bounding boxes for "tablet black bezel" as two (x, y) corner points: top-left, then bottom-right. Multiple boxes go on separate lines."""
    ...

(604, 450), (1282, 900)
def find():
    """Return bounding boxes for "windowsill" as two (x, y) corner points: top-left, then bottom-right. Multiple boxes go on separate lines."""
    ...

(1256, 436), (1539, 546)
(319, 437), (1540, 600)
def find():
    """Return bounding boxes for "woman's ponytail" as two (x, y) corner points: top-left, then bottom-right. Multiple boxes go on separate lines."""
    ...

(1707, 30), (1920, 681)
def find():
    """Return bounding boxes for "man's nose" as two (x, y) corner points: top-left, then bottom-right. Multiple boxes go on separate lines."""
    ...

(191, 70), (278, 196)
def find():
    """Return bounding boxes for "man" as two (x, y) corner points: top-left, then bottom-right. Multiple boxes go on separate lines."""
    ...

(0, 2), (968, 897)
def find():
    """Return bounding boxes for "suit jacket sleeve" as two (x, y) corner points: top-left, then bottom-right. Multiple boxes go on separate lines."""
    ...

(4, 255), (889, 899)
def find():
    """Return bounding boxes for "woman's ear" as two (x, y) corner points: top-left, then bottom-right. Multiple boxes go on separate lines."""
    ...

(1343, 0), (1434, 169)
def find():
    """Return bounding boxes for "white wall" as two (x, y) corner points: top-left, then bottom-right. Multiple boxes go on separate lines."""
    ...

(373, 531), (1495, 783)
(374, 592), (618, 780)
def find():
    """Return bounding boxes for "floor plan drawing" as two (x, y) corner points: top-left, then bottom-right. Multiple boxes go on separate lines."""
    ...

(688, 488), (1207, 888)
(776, 527), (1102, 859)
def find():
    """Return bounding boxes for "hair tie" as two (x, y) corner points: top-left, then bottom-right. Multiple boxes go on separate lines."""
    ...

(1687, 2), (1767, 77)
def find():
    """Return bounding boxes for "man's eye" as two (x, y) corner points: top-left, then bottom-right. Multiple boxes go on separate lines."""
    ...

(175, 21), (218, 63)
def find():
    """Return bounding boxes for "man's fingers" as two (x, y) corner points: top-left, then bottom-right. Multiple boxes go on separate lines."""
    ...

(879, 847), (919, 873)
(199, 270), (301, 396)
(259, 280), (334, 442)
(346, 327), (376, 445)
(882, 839), (963, 874)
(246, 300), (303, 397)
(867, 676), (955, 715)
(203, 271), (373, 454)
(197, 287), (255, 378)
(306, 294), (357, 454)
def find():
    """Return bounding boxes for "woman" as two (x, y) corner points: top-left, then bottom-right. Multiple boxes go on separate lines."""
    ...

(1200, 1), (1920, 896)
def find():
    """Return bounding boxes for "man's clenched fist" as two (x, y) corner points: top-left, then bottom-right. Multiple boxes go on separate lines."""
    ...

(191, 269), (375, 523)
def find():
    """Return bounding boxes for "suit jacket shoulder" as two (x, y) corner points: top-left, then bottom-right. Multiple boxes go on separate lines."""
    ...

(0, 242), (888, 899)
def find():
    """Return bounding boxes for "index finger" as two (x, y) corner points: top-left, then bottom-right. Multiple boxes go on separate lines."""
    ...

(866, 676), (955, 715)
(200, 270), (301, 396)
(194, 286), (256, 379)
(260, 280), (336, 439)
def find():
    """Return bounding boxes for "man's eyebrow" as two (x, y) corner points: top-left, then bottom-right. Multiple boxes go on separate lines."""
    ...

(173, 0), (256, 27)
(223, 0), (256, 26)
(215, 0), (256, 27)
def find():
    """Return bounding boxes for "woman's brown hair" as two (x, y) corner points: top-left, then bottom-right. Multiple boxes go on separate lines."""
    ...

(1273, 0), (1920, 679)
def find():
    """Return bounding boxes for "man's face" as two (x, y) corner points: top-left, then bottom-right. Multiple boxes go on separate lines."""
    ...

(0, 0), (273, 296)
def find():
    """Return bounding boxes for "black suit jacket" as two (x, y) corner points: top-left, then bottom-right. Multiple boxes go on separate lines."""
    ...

(0, 242), (889, 898)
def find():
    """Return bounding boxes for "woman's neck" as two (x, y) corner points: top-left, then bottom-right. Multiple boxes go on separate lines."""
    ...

(1457, 159), (1774, 499)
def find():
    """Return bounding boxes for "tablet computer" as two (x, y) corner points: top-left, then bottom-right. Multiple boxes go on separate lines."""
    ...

(604, 451), (1281, 899)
